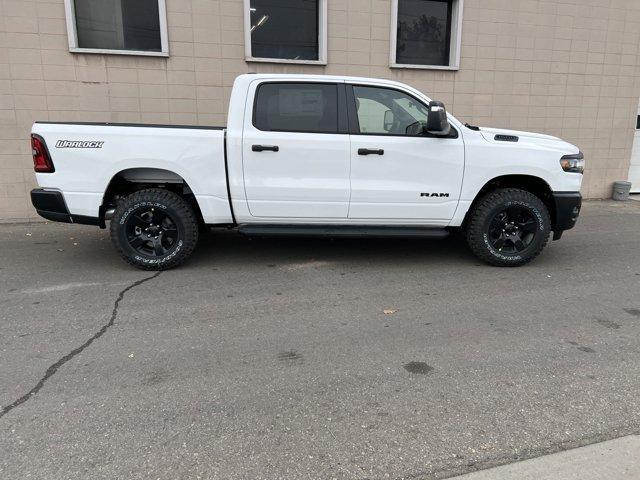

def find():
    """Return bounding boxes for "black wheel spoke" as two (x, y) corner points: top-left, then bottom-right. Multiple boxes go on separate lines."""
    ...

(513, 237), (526, 252)
(162, 221), (177, 231)
(134, 214), (150, 225)
(506, 205), (523, 222)
(151, 209), (163, 225)
(489, 216), (505, 232)
(163, 230), (178, 242)
(152, 238), (165, 256)
(519, 219), (537, 233)
(128, 235), (146, 249)
(494, 235), (506, 250)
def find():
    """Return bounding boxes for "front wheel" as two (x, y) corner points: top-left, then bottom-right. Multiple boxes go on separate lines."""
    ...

(465, 188), (551, 267)
(110, 188), (199, 270)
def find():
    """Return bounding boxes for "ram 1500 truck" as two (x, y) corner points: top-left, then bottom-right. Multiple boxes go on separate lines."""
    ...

(30, 74), (583, 270)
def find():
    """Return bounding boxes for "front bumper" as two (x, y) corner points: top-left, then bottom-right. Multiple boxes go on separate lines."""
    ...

(552, 191), (582, 239)
(31, 189), (99, 226)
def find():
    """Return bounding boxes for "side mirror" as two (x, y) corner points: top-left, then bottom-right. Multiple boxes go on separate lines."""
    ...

(383, 110), (394, 132)
(426, 100), (451, 136)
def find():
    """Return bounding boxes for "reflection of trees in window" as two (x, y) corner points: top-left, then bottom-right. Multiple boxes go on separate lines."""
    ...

(74, 0), (162, 51)
(395, 0), (452, 66)
(397, 15), (444, 58)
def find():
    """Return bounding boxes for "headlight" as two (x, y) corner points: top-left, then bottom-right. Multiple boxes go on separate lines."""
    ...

(560, 152), (584, 174)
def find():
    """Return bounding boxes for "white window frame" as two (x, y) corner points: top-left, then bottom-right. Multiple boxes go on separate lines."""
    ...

(63, 0), (169, 57)
(243, 0), (327, 65)
(390, 0), (463, 71)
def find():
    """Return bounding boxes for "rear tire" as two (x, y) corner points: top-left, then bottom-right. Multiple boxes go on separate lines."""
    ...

(110, 188), (199, 270)
(465, 188), (550, 267)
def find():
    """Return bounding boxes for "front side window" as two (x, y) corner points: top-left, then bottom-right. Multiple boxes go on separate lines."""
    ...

(353, 86), (430, 136)
(254, 83), (338, 134)
(246, 0), (327, 63)
(391, 0), (463, 69)
(65, 0), (168, 56)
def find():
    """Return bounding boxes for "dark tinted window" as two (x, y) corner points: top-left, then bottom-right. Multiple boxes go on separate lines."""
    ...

(250, 0), (319, 60)
(254, 83), (338, 133)
(396, 0), (452, 66)
(75, 0), (162, 52)
(637, 115), (640, 129)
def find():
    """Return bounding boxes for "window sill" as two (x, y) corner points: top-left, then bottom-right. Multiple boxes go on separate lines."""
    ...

(69, 48), (169, 57)
(390, 63), (459, 71)
(246, 56), (326, 66)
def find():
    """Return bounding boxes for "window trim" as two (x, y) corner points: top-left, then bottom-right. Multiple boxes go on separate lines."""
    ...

(251, 81), (348, 135)
(63, 0), (169, 57)
(243, 0), (328, 65)
(346, 84), (459, 139)
(389, 0), (464, 71)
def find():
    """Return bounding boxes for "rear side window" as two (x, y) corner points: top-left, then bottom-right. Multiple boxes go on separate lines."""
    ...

(253, 83), (338, 134)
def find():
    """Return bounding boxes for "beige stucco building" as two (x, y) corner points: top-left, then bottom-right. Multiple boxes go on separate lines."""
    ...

(1, 0), (640, 221)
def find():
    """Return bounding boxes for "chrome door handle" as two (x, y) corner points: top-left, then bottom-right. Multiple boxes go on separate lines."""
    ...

(358, 148), (384, 156)
(252, 145), (279, 152)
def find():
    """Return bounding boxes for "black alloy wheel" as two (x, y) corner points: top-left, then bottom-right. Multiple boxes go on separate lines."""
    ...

(126, 207), (179, 257)
(487, 205), (538, 254)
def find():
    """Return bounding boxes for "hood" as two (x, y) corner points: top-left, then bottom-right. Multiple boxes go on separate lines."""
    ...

(474, 126), (580, 156)
(478, 127), (559, 142)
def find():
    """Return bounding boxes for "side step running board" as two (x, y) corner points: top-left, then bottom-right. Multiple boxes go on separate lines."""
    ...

(237, 225), (450, 239)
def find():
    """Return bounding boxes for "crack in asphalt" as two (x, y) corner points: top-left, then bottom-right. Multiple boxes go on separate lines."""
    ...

(0, 272), (161, 420)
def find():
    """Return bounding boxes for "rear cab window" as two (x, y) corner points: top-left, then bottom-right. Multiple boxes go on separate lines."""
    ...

(252, 82), (344, 134)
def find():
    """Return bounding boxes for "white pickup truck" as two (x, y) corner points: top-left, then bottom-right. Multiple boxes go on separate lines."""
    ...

(30, 73), (583, 270)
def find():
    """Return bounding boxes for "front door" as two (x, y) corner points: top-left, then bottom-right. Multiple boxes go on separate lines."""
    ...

(348, 85), (465, 222)
(242, 81), (350, 219)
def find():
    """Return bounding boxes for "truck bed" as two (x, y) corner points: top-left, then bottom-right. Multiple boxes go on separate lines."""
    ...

(32, 122), (233, 224)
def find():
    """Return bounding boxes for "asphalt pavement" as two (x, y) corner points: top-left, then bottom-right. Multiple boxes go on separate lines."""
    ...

(1, 200), (640, 479)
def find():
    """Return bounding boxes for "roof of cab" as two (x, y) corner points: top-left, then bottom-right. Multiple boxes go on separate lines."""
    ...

(234, 73), (417, 91)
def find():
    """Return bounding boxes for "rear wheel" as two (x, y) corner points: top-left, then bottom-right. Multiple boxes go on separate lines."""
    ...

(110, 188), (199, 270)
(465, 188), (550, 267)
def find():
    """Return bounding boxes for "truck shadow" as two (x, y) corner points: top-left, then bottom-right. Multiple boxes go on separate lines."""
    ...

(190, 229), (479, 269)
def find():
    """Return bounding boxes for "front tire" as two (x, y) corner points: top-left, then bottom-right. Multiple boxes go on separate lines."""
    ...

(110, 188), (199, 270)
(465, 188), (551, 267)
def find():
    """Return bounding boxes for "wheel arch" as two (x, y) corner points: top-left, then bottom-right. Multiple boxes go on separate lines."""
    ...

(100, 168), (204, 227)
(463, 174), (556, 229)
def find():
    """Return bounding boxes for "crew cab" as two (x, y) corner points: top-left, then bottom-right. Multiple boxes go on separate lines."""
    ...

(30, 74), (583, 270)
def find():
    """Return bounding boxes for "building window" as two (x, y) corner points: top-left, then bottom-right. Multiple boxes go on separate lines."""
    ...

(253, 83), (338, 133)
(244, 0), (327, 65)
(64, 0), (169, 56)
(390, 0), (464, 70)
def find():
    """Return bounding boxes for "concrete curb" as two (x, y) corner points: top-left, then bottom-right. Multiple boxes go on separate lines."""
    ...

(450, 435), (640, 480)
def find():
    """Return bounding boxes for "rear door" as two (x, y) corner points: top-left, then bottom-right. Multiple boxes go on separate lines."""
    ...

(347, 84), (465, 223)
(241, 81), (350, 219)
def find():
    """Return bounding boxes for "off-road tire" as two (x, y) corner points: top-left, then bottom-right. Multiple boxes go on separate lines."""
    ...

(110, 188), (199, 270)
(465, 188), (551, 267)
